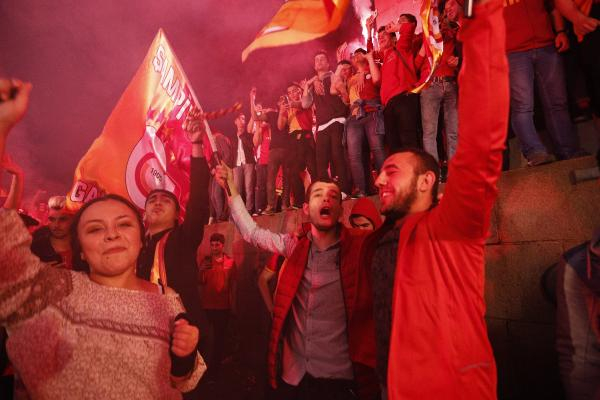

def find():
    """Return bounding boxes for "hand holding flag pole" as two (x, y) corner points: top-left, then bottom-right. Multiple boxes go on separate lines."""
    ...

(183, 102), (242, 196)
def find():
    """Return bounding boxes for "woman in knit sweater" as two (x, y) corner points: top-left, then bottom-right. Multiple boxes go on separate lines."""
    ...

(0, 78), (205, 399)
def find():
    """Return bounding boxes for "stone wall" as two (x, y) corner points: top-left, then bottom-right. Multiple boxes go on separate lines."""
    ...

(197, 156), (600, 399)
(485, 156), (599, 399)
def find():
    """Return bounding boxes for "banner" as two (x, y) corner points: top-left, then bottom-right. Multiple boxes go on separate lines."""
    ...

(67, 29), (201, 215)
(411, 0), (444, 93)
(242, 0), (351, 62)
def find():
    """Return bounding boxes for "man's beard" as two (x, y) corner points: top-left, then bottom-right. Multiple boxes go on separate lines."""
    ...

(382, 176), (418, 222)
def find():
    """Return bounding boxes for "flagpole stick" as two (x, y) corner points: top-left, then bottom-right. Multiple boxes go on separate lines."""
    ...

(161, 32), (233, 195)
(184, 90), (232, 196)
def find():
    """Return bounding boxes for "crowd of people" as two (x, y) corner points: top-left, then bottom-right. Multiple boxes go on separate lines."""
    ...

(0, 0), (598, 398)
(203, 0), (598, 221)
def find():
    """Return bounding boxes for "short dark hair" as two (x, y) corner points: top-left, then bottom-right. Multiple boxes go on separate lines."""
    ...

(145, 189), (181, 213)
(304, 179), (342, 204)
(70, 194), (145, 273)
(210, 232), (225, 244)
(400, 13), (418, 24)
(377, 26), (396, 39)
(338, 60), (352, 66)
(353, 48), (367, 55)
(394, 148), (440, 205)
(314, 50), (329, 61)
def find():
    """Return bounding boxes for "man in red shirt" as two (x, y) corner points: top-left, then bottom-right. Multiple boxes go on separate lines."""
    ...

(376, 14), (421, 153)
(362, 1), (508, 397)
(198, 233), (237, 378)
(504, 0), (585, 165)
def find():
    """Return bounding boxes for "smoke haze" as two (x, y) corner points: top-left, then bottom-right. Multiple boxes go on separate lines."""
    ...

(0, 0), (362, 206)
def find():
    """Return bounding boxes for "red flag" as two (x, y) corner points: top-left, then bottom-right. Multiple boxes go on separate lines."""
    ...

(67, 29), (202, 215)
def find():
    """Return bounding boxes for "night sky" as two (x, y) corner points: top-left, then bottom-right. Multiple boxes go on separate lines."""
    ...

(0, 0), (362, 204)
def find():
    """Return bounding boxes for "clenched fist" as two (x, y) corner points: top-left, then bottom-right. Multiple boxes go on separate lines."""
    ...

(171, 318), (199, 357)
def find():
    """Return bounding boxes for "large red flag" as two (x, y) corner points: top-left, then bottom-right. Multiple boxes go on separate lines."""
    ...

(242, 0), (351, 62)
(67, 29), (202, 215)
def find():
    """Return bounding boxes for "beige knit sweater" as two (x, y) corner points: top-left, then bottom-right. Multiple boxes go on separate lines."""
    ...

(0, 209), (206, 399)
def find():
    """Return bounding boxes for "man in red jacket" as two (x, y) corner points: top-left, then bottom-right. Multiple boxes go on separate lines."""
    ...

(377, 14), (421, 153)
(363, 1), (508, 398)
(214, 165), (377, 399)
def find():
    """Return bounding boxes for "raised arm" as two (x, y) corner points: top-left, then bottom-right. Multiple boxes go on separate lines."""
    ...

(277, 97), (289, 132)
(0, 79), (72, 326)
(177, 109), (211, 250)
(252, 121), (263, 148)
(0, 79), (31, 176)
(2, 154), (24, 209)
(301, 77), (315, 109)
(331, 65), (350, 104)
(214, 161), (297, 257)
(366, 52), (381, 85)
(432, 0), (509, 239)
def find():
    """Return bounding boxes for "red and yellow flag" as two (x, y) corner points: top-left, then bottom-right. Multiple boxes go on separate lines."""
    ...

(412, 0), (444, 93)
(242, 0), (351, 62)
(67, 29), (201, 215)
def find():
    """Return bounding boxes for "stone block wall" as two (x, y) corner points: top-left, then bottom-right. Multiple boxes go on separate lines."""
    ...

(484, 156), (600, 399)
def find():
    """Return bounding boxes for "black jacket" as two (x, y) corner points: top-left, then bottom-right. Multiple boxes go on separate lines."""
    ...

(137, 157), (211, 354)
(231, 132), (255, 166)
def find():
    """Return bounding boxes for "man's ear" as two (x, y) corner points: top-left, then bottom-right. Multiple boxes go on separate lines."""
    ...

(418, 171), (436, 193)
(80, 252), (86, 261)
(302, 202), (310, 217)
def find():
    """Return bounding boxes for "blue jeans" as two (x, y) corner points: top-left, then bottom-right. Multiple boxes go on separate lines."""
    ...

(209, 176), (228, 221)
(346, 112), (385, 193)
(420, 80), (458, 162)
(255, 164), (268, 212)
(508, 45), (580, 160)
(233, 163), (256, 212)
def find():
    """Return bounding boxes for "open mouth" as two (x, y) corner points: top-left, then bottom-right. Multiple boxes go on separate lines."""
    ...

(319, 207), (331, 216)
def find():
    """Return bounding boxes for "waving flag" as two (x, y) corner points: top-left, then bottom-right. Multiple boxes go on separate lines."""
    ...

(242, 0), (351, 62)
(411, 0), (444, 93)
(67, 29), (201, 215)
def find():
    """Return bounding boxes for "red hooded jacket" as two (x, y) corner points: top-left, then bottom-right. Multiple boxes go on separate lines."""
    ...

(374, 2), (508, 398)
(380, 23), (419, 106)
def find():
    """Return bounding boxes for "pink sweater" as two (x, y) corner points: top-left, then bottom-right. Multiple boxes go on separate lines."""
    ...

(0, 209), (205, 399)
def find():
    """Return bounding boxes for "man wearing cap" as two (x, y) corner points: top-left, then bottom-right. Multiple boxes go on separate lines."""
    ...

(136, 123), (211, 377)
(197, 233), (237, 378)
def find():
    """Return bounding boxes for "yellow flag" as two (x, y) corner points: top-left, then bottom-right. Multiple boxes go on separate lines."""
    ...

(242, 0), (351, 62)
(67, 29), (203, 215)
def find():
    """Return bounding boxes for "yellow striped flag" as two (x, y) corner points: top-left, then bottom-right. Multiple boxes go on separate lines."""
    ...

(242, 0), (351, 62)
